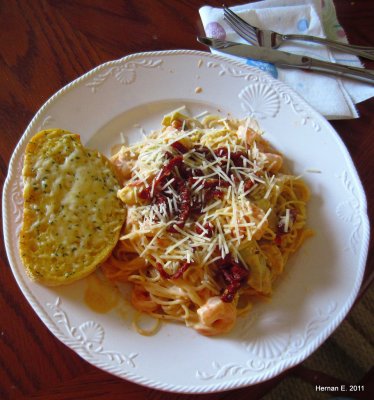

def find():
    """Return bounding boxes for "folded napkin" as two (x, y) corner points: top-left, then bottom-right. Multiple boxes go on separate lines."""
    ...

(199, 0), (374, 120)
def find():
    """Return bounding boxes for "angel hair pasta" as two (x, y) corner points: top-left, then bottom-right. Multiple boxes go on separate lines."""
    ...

(101, 110), (313, 336)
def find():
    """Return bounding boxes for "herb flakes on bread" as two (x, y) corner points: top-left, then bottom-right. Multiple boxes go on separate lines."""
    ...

(19, 129), (126, 286)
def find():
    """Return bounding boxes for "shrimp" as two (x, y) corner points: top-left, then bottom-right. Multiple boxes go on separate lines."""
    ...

(239, 124), (283, 173)
(194, 296), (237, 336)
(260, 152), (283, 173)
(118, 183), (147, 205)
(110, 146), (136, 183)
(239, 124), (273, 152)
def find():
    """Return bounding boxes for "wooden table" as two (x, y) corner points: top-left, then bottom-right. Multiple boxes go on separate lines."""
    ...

(1, 1), (373, 399)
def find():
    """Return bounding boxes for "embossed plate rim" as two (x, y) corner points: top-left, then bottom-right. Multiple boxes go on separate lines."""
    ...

(2, 50), (370, 393)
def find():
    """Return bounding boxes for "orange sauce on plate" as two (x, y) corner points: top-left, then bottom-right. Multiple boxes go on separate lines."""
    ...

(84, 273), (119, 313)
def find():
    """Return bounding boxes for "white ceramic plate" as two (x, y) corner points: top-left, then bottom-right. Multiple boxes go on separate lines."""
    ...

(3, 50), (369, 393)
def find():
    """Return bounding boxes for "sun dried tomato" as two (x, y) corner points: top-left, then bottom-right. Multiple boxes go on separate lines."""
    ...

(171, 262), (190, 279)
(155, 263), (171, 279)
(193, 145), (213, 159)
(229, 263), (249, 282)
(244, 180), (254, 191)
(195, 222), (214, 237)
(205, 187), (224, 202)
(155, 262), (191, 280)
(139, 187), (151, 200)
(168, 178), (191, 232)
(231, 151), (246, 167)
(214, 147), (228, 158)
(214, 147), (246, 167)
(153, 155), (183, 193)
(221, 282), (241, 303)
(154, 192), (167, 207)
(171, 141), (188, 154)
(164, 151), (174, 160)
(190, 199), (203, 215)
(202, 179), (229, 202)
(202, 178), (226, 188)
(217, 255), (249, 303)
(176, 180), (191, 224)
(178, 163), (193, 180)
(192, 169), (204, 177)
(171, 119), (183, 130)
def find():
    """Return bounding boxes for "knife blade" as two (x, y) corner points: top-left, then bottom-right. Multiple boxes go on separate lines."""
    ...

(197, 36), (374, 84)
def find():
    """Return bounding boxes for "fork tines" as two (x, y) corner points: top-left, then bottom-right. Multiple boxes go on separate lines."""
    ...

(223, 6), (258, 46)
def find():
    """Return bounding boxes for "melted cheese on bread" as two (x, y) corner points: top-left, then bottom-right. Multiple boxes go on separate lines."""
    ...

(19, 129), (126, 286)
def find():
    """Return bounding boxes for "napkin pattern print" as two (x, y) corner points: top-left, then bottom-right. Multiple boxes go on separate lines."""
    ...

(205, 21), (279, 78)
(199, 0), (374, 120)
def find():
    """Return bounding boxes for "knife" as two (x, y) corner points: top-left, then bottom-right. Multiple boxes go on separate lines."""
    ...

(197, 36), (374, 84)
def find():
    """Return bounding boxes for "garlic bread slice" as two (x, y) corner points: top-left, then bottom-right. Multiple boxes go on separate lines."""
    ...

(19, 129), (126, 286)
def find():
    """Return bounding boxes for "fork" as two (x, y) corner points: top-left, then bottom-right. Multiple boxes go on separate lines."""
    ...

(223, 6), (374, 61)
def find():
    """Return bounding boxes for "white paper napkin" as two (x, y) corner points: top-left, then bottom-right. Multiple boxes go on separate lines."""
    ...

(199, 0), (374, 120)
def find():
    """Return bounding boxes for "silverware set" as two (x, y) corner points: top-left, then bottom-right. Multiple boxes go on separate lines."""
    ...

(223, 6), (374, 60)
(198, 6), (374, 83)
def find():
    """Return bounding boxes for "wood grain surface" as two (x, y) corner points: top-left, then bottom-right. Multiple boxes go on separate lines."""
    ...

(1, 1), (373, 399)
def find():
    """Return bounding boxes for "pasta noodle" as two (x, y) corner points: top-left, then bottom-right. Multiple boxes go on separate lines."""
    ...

(101, 110), (313, 336)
